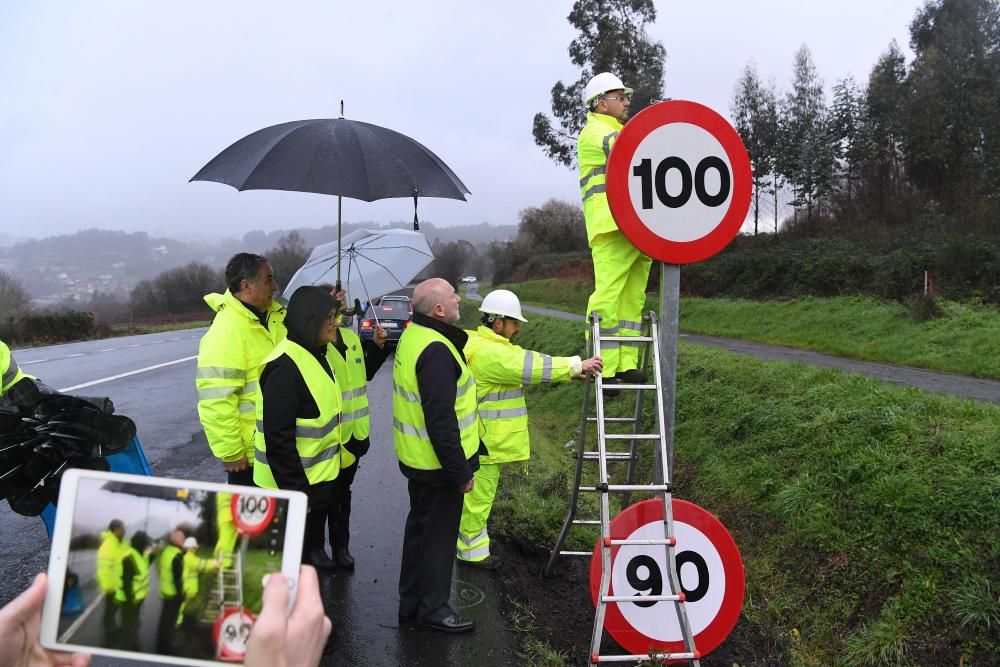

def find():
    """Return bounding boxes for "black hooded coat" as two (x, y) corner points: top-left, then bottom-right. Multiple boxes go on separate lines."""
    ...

(259, 287), (340, 495)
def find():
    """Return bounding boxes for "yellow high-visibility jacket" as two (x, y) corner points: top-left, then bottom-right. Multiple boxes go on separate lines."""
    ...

(1, 340), (27, 396)
(181, 550), (217, 601)
(328, 327), (370, 469)
(392, 324), (479, 470)
(196, 291), (286, 465)
(96, 530), (125, 596)
(464, 326), (579, 464)
(115, 547), (150, 603)
(254, 339), (342, 488)
(578, 112), (625, 244)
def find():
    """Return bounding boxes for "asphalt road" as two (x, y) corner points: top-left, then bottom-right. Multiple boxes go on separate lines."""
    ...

(0, 322), (518, 666)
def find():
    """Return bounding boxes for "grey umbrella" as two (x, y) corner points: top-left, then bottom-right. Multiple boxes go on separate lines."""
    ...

(190, 106), (470, 288)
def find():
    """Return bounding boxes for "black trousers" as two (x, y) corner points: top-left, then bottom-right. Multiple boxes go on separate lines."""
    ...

(155, 596), (181, 653)
(227, 468), (254, 486)
(398, 479), (463, 623)
(304, 480), (336, 554)
(327, 462), (358, 551)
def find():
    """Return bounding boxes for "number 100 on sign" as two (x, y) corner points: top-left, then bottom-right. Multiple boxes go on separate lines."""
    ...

(628, 123), (734, 244)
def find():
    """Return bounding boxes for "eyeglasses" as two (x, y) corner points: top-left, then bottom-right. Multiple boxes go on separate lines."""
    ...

(602, 94), (631, 103)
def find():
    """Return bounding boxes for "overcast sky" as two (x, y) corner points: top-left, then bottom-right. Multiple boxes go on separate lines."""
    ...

(0, 1), (926, 242)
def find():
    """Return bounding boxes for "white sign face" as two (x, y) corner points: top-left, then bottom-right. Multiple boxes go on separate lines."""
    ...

(610, 519), (726, 640)
(233, 494), (274, 536)
(217, 609), (254, 658)
(626, 123), (734, 243)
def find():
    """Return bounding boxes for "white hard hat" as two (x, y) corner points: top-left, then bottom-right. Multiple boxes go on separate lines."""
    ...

(183, 537), (198, 549)
(583, 72), (633, 108)
(479, 289), (527, 322)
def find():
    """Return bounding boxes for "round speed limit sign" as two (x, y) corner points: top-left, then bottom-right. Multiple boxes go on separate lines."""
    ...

(231, 493), (277, 538)
(212, 606), (256, 661)
(607, 100), (752, 264)
(590, 499), (745, 657)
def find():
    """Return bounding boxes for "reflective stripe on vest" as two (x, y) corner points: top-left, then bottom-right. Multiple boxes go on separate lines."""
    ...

(579, 131), (619, 203)
(521, 351), (554, 384)
(392, 324), (480, 470)
(254, 339), (342, 488)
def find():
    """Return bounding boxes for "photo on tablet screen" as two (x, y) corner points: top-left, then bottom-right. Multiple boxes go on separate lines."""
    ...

(55, 476), (289, 662)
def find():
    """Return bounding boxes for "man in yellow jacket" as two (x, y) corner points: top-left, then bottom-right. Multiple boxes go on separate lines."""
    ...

(578, 72), (652, 385)
(0, 340), (26, 397)
(96, 519), (126, 642)
(196, 254), (286, 485)
(458, 290), (602, 568)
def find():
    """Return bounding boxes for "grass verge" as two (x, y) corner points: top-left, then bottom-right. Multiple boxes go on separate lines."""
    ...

(493, 278), (1000, 380)
(462, 308), (1000, 665)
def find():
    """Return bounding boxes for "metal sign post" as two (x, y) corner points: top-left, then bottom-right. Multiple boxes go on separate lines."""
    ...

(658, 263), (681, 485)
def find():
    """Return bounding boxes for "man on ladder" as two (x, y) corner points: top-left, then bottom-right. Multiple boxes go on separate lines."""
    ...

(457, 290), (602, 569)
(578, 72), (652, 386)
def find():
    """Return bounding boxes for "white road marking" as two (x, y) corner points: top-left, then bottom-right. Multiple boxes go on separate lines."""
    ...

(20, 359), (49, 365)
(58, 355), (197, 392)
(58, 592), (104, 644)
(65, 353), (84, 358)
(99, 348), (117, 352)
(128, 344), (141, 348)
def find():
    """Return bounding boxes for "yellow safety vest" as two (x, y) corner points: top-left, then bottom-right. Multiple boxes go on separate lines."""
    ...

(96, 531), (124, 596)
(392, 323), (479, 469)
(254, 339), (342, 488)
(181, 550), (215, 601)
(465, 326), (575, 464)
(196, 290), (286, 465)
(578, 112), (624, 244)
(328, 327), (370, 468)
(0, 340), (27, 396)
(158, 544), (183, 599)
(116, 547), (150, 603)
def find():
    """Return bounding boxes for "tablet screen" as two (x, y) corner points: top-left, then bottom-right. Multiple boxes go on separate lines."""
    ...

(54, 476), (290, 662)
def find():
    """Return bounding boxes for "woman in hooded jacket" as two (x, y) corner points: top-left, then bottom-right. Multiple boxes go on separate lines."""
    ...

(254, 286), (344, 569)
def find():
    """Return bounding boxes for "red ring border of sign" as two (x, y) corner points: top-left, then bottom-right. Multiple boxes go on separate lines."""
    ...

(230, 493), (276, 538)
(606, 100), (752, 265)
(212, 605), (257, 661)
(589, 498), (745, 658)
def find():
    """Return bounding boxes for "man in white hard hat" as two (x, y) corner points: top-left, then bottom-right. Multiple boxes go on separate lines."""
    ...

(578, 72), (652, 386)
(457, 290), (602, 568)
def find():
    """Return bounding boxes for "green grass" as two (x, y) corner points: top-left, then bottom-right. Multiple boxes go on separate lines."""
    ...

(466, 309), (1000, 666)
(493, 278), (1000, 380)
(112, 319), (210, 335)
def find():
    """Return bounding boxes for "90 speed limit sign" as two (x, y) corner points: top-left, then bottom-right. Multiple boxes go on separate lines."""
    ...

(607, 100), (752, 264)
(231, 493), (277, 538)
(590, 499), (745, 657)
(212, 606), (256, 661)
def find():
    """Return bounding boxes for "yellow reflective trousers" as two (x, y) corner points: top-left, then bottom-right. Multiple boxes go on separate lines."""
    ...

(456, 463), (501, 562)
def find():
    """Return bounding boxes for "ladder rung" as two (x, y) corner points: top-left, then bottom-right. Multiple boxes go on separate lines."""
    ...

(603, 383), (656, 391)
(558, 550), (592, 556)
(579, 484), (671, 493)
(592, 653), (698, 663)
(586, 417), (636, 423)
(572, 519), (602, 525)
(580, 452), (635, 460)
(603, 433), (659, 440)
(605, 538), (674, 546)
(602, 593), (684, 603)
(598, 336), (654, 342)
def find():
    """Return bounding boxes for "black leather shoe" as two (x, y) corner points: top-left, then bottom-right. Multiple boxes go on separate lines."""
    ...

(334, 548), (355, 570)
(615, 368), (648, 384)
(398, 612), (416, 624)
(304, 547), (337, 571)
(418, 613), (475, 633)
(600, 377), (621, 397)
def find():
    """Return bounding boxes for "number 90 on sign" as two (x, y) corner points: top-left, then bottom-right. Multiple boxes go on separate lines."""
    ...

(589, 499), (745, 657)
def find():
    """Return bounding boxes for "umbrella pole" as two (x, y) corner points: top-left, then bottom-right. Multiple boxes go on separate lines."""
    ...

(336, 195), (343, 289)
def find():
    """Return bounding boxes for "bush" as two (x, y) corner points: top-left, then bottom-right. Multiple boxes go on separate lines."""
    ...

(0, 310), (96, 344)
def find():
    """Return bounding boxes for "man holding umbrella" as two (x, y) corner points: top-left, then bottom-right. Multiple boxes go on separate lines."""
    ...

(196, 253), (286, 485)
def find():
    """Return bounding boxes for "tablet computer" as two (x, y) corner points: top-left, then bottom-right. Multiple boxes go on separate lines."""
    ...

(40, 469), (307, 666)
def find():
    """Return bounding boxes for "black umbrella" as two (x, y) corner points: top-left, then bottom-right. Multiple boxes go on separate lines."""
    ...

(190, 107), (471, 289)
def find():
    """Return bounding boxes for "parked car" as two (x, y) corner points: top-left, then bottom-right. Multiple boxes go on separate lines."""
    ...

(460, 276), (477, 283)
(374, 294), (413, 313)
(358, 300), (411, 346)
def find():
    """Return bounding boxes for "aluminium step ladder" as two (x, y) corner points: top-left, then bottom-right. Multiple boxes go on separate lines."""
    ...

(546, 311), (700, 665)
(200, 539), (245, 627)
